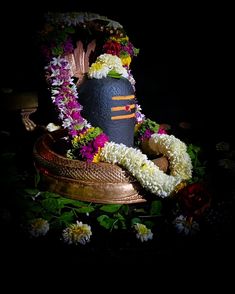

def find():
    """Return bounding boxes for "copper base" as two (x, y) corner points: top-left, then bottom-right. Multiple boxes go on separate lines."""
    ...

(33, 130), (146, 204)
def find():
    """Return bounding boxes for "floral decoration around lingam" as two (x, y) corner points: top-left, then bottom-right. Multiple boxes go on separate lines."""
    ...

(20, 12), (212, 245)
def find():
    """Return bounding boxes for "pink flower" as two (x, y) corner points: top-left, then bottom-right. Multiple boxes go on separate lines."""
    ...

(93, 133), (109, 149)
(158, 128), (167, 134)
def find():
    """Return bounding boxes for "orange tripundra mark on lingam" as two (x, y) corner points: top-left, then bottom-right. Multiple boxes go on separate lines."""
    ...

(111, 104), (135, 112)
(111, 113), (136, 120)
(112, 95), (135, 100)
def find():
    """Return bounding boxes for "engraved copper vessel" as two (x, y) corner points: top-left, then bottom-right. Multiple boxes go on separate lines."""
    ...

(33, 130), (146, 204)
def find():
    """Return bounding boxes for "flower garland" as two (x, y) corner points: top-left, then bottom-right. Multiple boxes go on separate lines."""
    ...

(100, 134), (192, 197)
(149, 134), (193, 179)
(45, 56), (88, 137)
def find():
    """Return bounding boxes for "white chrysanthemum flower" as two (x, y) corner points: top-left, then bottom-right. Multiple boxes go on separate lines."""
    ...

(173, 215), (200, 235)
(29, 218), (50, 237)
(88, 62), (110, 79)
(134, 223), (153, 242)
(62, 221), (92, 245)
(88, 53), (128, 79)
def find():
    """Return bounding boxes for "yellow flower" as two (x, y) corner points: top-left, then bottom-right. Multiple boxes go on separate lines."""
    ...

(134, 123), (142, 132)
(72, 136), (79, 144)
(174, 181), (187, 193)
(121, 55), (131, 67)
(92, 147), (101, 163)
(89, 62), (104, 71)
(110, 35), (129, 43)
(73, 127), (95, 145)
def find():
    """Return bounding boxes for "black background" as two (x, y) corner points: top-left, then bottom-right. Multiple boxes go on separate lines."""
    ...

(0, 1), (233, 142)
(0, 1), (234, 281)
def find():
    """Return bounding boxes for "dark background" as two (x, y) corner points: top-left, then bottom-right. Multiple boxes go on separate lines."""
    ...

(0, 1), (234, 280)
(0, 1), (233, 143)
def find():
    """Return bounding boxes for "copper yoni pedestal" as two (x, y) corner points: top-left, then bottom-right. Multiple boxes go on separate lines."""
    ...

(33, 130), (146, 204)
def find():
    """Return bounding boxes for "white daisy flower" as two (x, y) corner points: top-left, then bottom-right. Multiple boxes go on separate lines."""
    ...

(134, 223), (153, 242)
(29, 218), (50, 237)
(62, 221), (92, 245)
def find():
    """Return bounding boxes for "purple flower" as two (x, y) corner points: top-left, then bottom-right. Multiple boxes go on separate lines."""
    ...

(80, 144), (94, 162)
(93, 133), (109, 149)
(63, 38), (74, 55)
(141, 129), (154, 141)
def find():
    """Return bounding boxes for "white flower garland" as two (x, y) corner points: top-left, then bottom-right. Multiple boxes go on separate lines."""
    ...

(100, 134), (192, 198)
(149, 133), (192, 180)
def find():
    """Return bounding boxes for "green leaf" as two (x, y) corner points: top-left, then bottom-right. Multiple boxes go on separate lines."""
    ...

(107, 70), (122, 79)
(58, 198), (78, 205)
(41, 198), (64, 213)
(120, 205), (129, 215)
(69, 200), (91, 208)
(131, 217), (141, 225)
(41, 191), (61, 198)
(114, 213), (127, 229)
(59, 211), (75, 225)
(134, 48), (140, 56)
(114, 212), (125, 221)
(75, 206), (95, 214)
(27, 203), (43, 214)
(133, 208), (146, 213)
(150, 200), (162, 216)
(40, 212), (53, 222)
(143, 220), (155, 229)
(57, 197), (90, 208)
(24, 188), (40, 196)
(52, 46), (63, 56)
(99, 204), (122, 213)
(97, 215), (115, 230)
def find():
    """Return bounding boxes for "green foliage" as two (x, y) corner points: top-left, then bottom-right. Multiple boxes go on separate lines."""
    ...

(97, 215), (116, 230)
(71, 127), (102, 149)
(187, 144), (206, 183)
(99, 204), (122, 213)
(16, 184), (165, 234)
(150, 200), (162, 216)
(131, 217), (141, 225)
(133, 48), (140, 56)
(134, 118), (159, 146)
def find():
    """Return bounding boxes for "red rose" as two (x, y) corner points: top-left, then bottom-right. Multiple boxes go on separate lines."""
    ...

(177, 183), (212, 218)
(103, 40), (121, 56)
